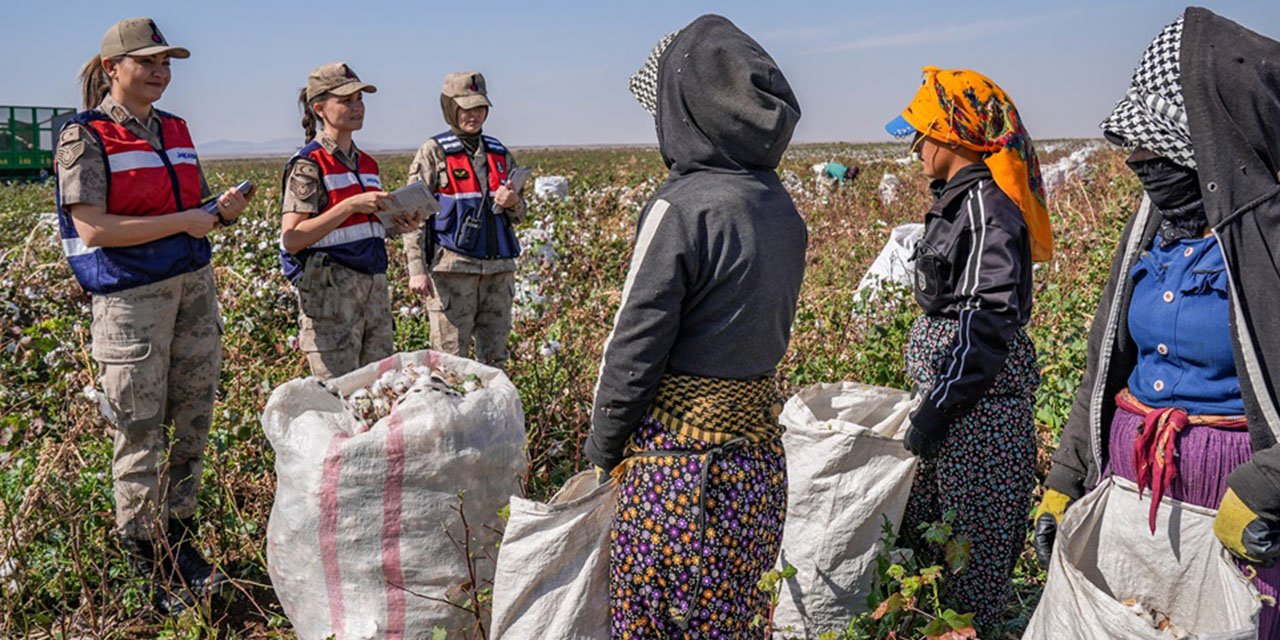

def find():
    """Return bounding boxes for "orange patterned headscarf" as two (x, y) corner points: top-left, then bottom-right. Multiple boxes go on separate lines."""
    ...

(900, 66), (1053, 262)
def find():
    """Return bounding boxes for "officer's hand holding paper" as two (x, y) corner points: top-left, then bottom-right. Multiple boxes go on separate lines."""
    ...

(377, 181), (439, 235)
(495, 166), (532, 214)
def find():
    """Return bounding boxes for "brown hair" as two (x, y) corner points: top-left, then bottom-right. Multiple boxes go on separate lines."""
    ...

(298, 89), (333, 143)
(78, 55), (123, 111)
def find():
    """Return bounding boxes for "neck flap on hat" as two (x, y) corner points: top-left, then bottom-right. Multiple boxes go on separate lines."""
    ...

(1100, 16), (1196, 169)
(899, 66), (1054, 262)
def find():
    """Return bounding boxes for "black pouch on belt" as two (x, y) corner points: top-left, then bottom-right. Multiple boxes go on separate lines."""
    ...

(299, 253), (338, 320)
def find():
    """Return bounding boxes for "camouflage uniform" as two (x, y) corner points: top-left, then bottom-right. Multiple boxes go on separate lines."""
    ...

(403, 135), (524, 368)
(58, 94), (218, 540)
(282, 134), (394, 379)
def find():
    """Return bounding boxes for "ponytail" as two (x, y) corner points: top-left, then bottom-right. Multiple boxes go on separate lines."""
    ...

(79, 55), (117, 111)
(299, 88), (318, 143)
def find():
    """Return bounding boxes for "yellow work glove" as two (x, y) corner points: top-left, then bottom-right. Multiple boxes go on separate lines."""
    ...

(1033, 489), (1073, 567)
(1214, 488), (1280, 565)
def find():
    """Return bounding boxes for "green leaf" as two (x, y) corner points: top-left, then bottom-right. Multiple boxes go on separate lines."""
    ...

(431, 627), (448, 640)
(923, 521), (952, 547)
(945, 536), (972, 574)
(871, 592), (904, 620)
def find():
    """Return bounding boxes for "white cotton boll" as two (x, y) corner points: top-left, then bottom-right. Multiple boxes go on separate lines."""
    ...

(878, 173), (901, 206)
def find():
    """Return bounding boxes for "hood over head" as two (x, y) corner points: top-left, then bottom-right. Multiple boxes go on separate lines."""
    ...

(637, 15), (801, 174)
(1180, 6), (1280, 227)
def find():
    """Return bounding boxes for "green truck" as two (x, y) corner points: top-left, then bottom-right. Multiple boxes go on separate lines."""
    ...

(1, 105), (76, 180)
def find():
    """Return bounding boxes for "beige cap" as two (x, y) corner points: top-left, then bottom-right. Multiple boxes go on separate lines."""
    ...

(101, 17), (190, 59)
(306, 62), (377, 102)
(442, 71), (492, 109)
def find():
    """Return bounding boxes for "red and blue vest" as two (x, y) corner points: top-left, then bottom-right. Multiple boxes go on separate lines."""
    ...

(431, 133), (521, 260)
(56, 110), (208, 294)
(279, 141), (386, 282)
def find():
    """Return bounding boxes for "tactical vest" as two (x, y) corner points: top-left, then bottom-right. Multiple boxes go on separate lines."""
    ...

(279, 141), (387, 282)
(56, 110), (208, 294)
(431, 132), (520, 260)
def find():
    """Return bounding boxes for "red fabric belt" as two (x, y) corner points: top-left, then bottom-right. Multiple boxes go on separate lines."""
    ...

(1115, 388), (1247, 532)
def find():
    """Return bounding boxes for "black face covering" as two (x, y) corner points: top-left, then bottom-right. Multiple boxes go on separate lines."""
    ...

(1127, 150), (1208, 246)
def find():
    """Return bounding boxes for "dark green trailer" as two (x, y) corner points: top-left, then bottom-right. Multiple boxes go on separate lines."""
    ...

(0, 105), (75, 180)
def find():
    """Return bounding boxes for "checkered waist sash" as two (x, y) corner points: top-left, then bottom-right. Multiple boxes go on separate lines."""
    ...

(645, 373), (785, 444)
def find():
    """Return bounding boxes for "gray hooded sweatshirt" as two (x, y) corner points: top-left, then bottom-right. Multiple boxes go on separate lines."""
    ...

(585, 15), (808, 472)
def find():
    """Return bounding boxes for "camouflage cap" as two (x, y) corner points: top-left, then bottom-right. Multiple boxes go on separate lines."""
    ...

(442, 71), (492, 109)
(306, 63), (377, 102)
(101, 18), (190, 59)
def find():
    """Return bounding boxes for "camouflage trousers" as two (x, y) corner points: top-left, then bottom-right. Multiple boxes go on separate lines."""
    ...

(91, 265), (222, 540)
(296, 261), (394, 380)
(426, 270), (514, 367)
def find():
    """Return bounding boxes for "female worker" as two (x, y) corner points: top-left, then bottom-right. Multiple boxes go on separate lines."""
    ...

(279, 63), (421, 379)
(1036, 9), (1280, 637)
(885, 66), (1051, 633)
(55, 17), (252, 613)
(586, 15), (807, 637)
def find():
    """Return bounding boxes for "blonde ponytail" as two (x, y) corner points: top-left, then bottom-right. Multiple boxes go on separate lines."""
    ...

(79, 55), (117, 111)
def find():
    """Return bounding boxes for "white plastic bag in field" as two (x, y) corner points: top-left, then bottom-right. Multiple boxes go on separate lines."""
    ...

(772, 383), (918, 638)
(1024, 477), (1261, 640)
(856, 223), (924, 298)
(490, 471), (618, 640)
(262, 350), (527, 640)
(534, 176), (569, 200)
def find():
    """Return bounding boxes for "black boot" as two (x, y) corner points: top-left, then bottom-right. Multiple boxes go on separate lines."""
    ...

(168, 518), (228, 598)
(119, 536), (192, 615)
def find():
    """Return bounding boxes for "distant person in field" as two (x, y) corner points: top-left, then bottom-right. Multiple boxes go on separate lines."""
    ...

(54, 17), (253, 613)
(278, 63), (421, 380)
(586, 14), (807, 636)
(403, 71), (525, 368)
(884, 66), (1052, 633)
(1037, 8), (1280, 637)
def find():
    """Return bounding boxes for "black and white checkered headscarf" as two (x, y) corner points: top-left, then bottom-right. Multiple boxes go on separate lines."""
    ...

(1100, 16), (1196, 168)
(628, 31), (679, 116)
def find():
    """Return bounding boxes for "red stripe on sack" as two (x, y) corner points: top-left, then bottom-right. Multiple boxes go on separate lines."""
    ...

(381, 412), (408, 638)
(377, 356), (397, 376)
(320, 435), (349, 639)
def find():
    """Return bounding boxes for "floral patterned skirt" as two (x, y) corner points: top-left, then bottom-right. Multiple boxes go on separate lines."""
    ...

(900, 314), (1041, 633)
(609, 416), (787, 639)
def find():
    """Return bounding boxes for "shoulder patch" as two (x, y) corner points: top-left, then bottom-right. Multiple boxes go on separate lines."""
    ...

(59, 126), (82, 143)
(57, 141), (86, 169)
(294, 161), (320, 179)
(289, 162), (320, 201)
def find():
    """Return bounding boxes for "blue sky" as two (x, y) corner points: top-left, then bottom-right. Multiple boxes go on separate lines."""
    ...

(7, 1), (1279, 149)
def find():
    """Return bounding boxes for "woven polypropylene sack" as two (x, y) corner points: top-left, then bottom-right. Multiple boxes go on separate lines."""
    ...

(262, 350), (527, 640)
(490, 471), (618, 639)
(1024, 477), (1260, 640)
(772, 382), (918, 638)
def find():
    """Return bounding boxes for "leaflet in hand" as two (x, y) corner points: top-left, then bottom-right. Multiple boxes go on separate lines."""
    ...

(506, 167), (533, 194)
(376, 181), (441, 229)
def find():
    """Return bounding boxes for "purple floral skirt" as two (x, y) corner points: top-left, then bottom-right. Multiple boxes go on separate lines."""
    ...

(1108, 404), (1280, 638)
(608, 416), (787, 639)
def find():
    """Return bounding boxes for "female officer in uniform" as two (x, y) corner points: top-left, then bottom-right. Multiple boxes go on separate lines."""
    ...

(280, 63), (421, 379)
(55, 17), (251, 613)
(402, 71), (524, 368)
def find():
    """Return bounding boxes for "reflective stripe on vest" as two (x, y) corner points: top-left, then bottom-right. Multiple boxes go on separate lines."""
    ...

(279, 142), (388, 282)
(431, 132), (521, 260)
(55, 110), (210, 294)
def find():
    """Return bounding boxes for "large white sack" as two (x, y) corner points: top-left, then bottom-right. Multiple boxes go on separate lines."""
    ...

(1024, 477), (1260, 640)
(773, 383), (918, 638)
(490, 471), (617, 640)
(262, 350), (527, 640)
(534, 176), (569, 200)
(856, 223), (923, 299)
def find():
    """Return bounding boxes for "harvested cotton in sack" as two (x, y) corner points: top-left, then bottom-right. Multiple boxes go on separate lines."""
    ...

(490, 471), (617, 640)
(262, 350), (526, 640)
(1024, 477), (1260, 640)
(771, 382), (918, 638)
